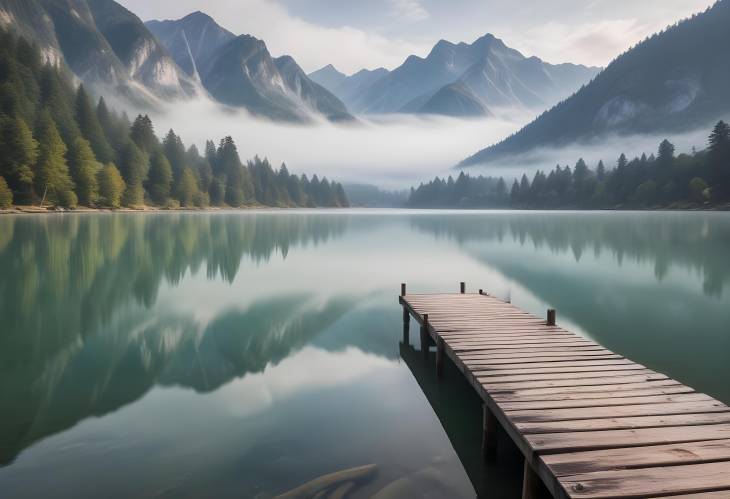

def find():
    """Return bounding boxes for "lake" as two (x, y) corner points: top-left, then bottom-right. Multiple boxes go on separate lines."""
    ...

(1, 210), (729, 498)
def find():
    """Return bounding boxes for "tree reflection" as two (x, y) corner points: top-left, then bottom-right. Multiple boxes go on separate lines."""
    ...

(0, 213), (351, 465)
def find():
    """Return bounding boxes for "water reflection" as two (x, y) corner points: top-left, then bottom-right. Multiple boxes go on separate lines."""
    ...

(1, 210), (729, 498)
(0, 213), (351, 465)
(410, 211), (730, 404)
(399, 342), (523, 499)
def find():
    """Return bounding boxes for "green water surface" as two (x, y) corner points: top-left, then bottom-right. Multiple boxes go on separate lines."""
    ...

(1, 210), (729, 498)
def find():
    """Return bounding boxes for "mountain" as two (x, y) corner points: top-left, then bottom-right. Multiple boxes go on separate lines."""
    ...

(146, 12), (352, 122)
(418, 82), (492, 117)
(145, 11), (236, 79)
(460, 1), (730, 167)
(310, 34), (599, 117)
(308, 64), (347, 91)
(308, 65), (390, 112)
(0, 0), (201, 105)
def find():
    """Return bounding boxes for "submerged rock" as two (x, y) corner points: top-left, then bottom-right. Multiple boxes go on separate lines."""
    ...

(274, 464), (377, 499)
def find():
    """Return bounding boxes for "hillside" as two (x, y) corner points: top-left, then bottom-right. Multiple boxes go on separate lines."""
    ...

(461, 1), (730, 166)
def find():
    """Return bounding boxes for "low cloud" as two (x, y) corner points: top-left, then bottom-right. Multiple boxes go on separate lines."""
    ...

(142, 97), (529, 188)
(464, 127), (715, 182)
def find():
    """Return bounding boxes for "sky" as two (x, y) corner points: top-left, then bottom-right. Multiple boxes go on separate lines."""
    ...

(117, 0), (715, 73)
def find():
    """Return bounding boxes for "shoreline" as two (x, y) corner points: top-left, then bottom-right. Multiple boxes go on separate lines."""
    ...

(2, 204), (730, 215)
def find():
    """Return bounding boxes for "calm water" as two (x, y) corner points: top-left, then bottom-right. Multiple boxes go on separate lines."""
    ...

(1, 210), (729, 498)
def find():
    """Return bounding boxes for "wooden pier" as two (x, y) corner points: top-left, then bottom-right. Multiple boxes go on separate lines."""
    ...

(399, 283), (730, 499)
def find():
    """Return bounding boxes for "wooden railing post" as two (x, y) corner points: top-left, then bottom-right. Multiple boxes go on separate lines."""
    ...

(460, 281), (465, 294)
(547, 309), (556, 326)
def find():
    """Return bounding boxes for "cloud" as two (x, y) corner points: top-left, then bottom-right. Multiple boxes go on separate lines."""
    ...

(388, 0), (429, 21)
(117, 0), (429, 73)
(139, 97), (528, 189)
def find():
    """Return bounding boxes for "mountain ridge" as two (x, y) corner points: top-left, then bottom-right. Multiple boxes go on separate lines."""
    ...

(460, 1), (730, 167)
(146, 11), (353, 122)
(309, 33), (600, 118)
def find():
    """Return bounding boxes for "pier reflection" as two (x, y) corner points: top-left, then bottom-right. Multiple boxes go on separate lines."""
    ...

(399, 341), (523, 499)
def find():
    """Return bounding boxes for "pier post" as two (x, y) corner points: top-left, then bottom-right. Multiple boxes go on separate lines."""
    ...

(421, 314), (430, 360)
(436, 337), (445, 378)
(460, 281), (466, 294)
(482, 405), (498, 462)
(478, 289), (483, 295)
(522, 460), (543, 499)
(401, 283), (410, 343)
(547, 309), (556, 326)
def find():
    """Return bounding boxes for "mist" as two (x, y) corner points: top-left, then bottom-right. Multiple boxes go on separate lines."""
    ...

(134, 96), (720, 192)
(139, 97), (530, 189)
(463, 126), (717, 182)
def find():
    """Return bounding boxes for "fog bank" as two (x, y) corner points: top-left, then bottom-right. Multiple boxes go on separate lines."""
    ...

(142, 98), (529, 189)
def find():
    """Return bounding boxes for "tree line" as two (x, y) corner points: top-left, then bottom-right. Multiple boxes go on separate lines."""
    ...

(0, 28), (349, 210)
(409, 121), (730, 209)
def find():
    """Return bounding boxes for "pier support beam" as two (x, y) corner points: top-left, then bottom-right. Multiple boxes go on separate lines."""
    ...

(460, 281), (466, 294)
(522, 460), (541, 499)
(401, 284), (409, 340)
(436, 337), (445, 378)
(420, 314), (430, 361)
(482, 405), (498, 462)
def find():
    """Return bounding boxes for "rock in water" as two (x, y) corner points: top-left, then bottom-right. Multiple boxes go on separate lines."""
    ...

(274, 464), (377, 499)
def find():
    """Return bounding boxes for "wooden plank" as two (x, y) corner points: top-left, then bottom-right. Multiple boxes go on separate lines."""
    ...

(527, 424), (730, 454)
(493, 385), (695, 403)
(500, 393), (712, 411)
(476, 359), (637, 372)
(558, 461), (730, 499)
(519, 412), (730, 434)
(464, 354), (625, 367)
(478, 369), (656, 385)
(474, 363), (644, 377)
(489, 380), (684, 398)
(509, 400), (729, 423)
(543, 438), (730, 475)
(484, 374), (670, 392)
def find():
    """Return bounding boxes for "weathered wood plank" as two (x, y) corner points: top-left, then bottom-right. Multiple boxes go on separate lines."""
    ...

(509, 400), (729, 423)
(558, 461), (730, 499)
(519, 412), (730, 434)
(543, 438), (730, 475)
(527, 424), (730, 454)
(500, 393), (712, 411)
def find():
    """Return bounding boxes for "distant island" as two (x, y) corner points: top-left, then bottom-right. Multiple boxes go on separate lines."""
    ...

(0, 27), (349, 212)
(408, 121), (730, 210)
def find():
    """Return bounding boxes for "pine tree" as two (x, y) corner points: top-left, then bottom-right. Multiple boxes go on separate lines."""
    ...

(335, 183), (349, 207)
(98, 163), (125, 208)
(67, 137), (100, 206)
(147, 149), (172, 205)
(708, 120), (730, 192)
(162, 129), (186, 187)
(0, 175), (12, 208)
(0, 114), (38, 203)
(34, 112), (76, 207)
(130, 114), (158, 153)
(38, 65), (79, 145)
(119, 141), (148, 206)
(75, 85), (113, 163)
(177, 167), (199, 207)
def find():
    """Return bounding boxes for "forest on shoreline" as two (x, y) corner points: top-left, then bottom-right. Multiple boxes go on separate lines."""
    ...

(408, 121), (730, 210)
(0, 28), (349, 211)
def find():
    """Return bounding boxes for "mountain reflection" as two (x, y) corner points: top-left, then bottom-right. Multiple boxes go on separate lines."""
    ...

(410, 212), (730, 296)
(410, 212), (730, 405)
(0, 213), (351, 466)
